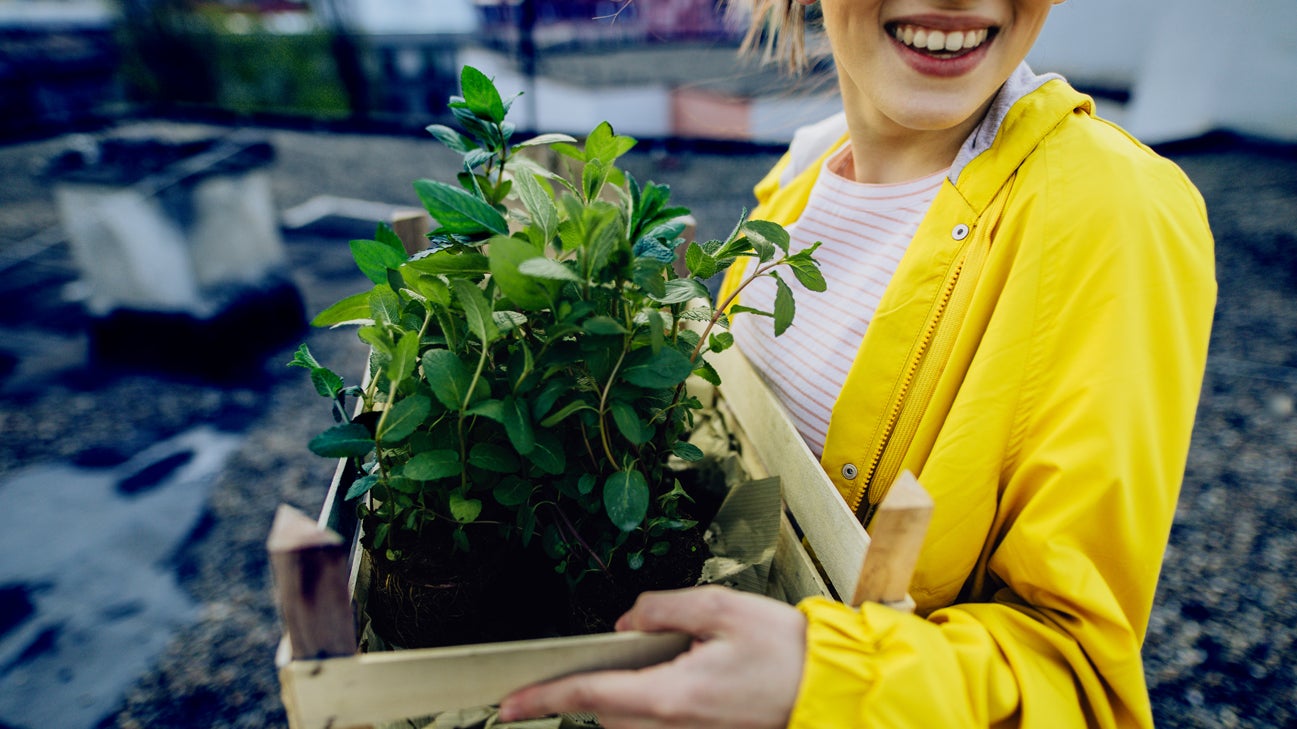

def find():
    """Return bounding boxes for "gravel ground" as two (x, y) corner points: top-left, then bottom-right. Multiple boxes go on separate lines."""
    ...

(0, 119), (1293, 729)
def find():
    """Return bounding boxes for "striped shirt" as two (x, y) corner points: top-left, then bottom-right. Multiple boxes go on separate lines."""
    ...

(732, 146), (947, 457)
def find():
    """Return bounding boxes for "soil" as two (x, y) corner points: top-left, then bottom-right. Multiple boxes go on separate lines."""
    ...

(566, 524), (710, 635)
(364, 522), (711, 646)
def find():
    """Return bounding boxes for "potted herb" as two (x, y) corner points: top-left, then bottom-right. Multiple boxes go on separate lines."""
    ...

(289, 66), (824, 648)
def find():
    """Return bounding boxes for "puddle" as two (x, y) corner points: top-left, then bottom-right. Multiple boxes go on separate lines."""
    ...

(0, 427), (242, 729)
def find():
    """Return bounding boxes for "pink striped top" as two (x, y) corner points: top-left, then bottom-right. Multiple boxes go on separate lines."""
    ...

(731, 146), (947, 457)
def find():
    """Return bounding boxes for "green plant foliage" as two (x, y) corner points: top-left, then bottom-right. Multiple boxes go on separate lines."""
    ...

(293, 65), (823, 584)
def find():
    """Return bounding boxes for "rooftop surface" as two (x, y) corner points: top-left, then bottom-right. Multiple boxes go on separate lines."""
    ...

(0, 118), (1294, 729)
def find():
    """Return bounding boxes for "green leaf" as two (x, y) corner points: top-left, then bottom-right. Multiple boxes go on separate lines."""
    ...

(421, 349), (485, 410)
(449, 493), (484, 524)
(772, 272), (795, 337)
(312, 290), (374, 327)
(460, 65), (505, 122)
(451, 527), (470, 552)
(729, 304), (773, 319)
(582, 158), (607, 201)
(493, 477), (532, 507)
(513, 132), (578, 149)
(582, 316), (628, 335)
(494, 310), (528, 334)
(691, 359), (720, 387)
(466, 398), (504, 422)
(309, 368), (345, 399)
(672, 441), (705, 462)
(649, 278), (709, 305)
(370, 288), (402, 326)
(610, 401), (650, 445)
(584, 121), (636, 164)
(463, 148), (493, 170)
(788, 242), (827, 292)
(378, 394), (430, 445)
(287, 343), (322, 370)
(289, 347), (345, 397)
(539, 399), (594, 428)
(410, 274), (451, 308)
(627, 551), (645, 571)
(528, 431), (565, 475)
(502, 395), (535, 455)
(621, 347), (694, 388)
(309, 423), (374, 458)
(403, 248), (490, 276)
(450, 278), (499, 345)
(349, 239), (408, 285)
(387, 476), (420, 494)
(375, 221), (406, 252)
(387, 331), (419, 384)
(402, 450), (461, 480)
(469, 442), (520, 473)
(512, 170), (558, 243)
(344, 474), (378, 501)
(426, 123), (476, 153)
(603, 469), (649, 532)
(742, 219), (790, 257)
(708, 331), (735, 354)
(518, 505), (538, 545)
(684, 241), (717, 280)
(518, 257), (582, 283)
(577, 473), (597, 496)
(488, 235), (555, 311)
(414, 179), (509, 236)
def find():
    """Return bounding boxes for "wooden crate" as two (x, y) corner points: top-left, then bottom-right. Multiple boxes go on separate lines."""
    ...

(271, 345), (931, 729)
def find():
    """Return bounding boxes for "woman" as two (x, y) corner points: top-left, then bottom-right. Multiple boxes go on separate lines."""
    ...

(501, 1), (1216, 726)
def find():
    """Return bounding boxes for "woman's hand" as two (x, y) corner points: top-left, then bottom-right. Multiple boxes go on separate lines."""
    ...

(498, 585), (807, 729)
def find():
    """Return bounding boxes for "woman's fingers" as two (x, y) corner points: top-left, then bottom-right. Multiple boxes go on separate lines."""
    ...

(499, 586), (807, 729)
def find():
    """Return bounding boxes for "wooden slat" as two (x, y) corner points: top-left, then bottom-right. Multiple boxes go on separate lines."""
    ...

(279, 631), (691, 729)
(773, 511), (831, 603)
(268, 505), (357, 661)
(852, 470), (932, 610)
(711, 345), (871, 603)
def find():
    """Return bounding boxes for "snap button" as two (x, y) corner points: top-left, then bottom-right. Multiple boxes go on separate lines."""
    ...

(841, 463), (859, 480)
(952, 224), (970, 241)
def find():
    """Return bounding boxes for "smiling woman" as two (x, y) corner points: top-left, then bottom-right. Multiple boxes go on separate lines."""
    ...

(499, 1), (1217, 728)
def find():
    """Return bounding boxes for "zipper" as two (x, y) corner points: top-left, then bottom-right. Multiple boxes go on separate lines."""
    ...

(849, 220), (993, 526)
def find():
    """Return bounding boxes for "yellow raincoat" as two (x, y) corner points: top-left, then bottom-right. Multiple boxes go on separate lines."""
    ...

(719, 77), (1216, 727)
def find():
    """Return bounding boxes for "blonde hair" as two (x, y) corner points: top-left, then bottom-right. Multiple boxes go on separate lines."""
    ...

(724, 0), (813, 73)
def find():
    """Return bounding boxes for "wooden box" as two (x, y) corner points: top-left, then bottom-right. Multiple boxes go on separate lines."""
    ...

(271, 345), (929, 729)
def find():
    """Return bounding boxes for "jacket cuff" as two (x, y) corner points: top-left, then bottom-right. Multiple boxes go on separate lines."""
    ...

(788, 597), (881, 728)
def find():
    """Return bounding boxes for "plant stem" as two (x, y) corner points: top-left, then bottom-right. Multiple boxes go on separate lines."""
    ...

(552, 503), (610, 574)
(458, 343), (491, 491)
(597, 344), (630, 469)
(691, 258), (781, 364)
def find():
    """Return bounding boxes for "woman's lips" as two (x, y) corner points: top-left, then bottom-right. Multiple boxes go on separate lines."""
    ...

(887, 22), (998, 78)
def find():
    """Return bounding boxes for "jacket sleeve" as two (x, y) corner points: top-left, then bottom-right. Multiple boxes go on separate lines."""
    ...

(787, 136), (1217, 728)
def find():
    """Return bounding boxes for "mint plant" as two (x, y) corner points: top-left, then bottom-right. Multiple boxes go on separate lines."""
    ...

(291, 65), (824, 585)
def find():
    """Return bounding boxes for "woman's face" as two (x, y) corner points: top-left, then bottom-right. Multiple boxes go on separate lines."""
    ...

(820, 0), (1058, 137)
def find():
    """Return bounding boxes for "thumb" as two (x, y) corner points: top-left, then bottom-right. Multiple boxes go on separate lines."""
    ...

(615, 585), (743, 637)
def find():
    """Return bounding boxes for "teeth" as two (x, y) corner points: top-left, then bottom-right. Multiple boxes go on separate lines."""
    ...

(893, 24), (988, 54)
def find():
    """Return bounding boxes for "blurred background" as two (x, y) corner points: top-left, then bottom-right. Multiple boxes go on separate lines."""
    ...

(0, 1), (1294, 728)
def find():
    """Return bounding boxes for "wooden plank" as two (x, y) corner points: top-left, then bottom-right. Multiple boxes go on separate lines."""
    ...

(268, 505), (357, 661)
(279, 630), (691, 729)
(773, 511), (832, 603)
(852, 471), (932, 611)
(711, 346), (871, 603)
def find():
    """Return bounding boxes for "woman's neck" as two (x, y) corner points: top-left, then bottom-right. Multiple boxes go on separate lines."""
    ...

(839, 90), (990, 185)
